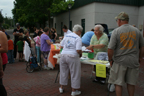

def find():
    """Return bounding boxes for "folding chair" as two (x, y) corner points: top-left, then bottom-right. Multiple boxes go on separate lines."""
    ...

(55, 68), (60, 83)
(54, 55), (60, 83)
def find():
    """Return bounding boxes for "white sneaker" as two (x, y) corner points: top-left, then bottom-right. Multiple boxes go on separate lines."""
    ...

(100, 80), (105, 84)
(71, 90), (81, 96)
(38, 63), (40, 66)
(43, 67), (50, 70)
(59, 87), (63, 93)
(92, 71), (95, 74)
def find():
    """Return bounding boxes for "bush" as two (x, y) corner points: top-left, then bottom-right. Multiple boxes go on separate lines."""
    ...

(2, 24), (10, 29)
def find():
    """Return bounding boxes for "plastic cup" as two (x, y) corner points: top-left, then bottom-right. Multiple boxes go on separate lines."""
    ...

(88, 52), (94, 59)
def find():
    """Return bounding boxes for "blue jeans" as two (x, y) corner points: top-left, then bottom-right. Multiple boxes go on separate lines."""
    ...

(36, 46), (41, 63)
(7, 50), (14, 63)
(52, 39), (55, 43)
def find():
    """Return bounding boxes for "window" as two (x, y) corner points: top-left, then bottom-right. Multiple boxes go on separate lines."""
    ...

(81, 19), (85, 36)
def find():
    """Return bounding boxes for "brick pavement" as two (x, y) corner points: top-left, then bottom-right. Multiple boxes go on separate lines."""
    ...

(2, 60), (144, 96)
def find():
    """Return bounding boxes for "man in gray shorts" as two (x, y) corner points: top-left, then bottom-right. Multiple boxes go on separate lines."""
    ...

(108, 12), (144, 96)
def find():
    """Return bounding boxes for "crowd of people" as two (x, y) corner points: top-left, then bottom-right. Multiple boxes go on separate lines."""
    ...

(0, 11), (144, 96)
(58, 12), (144, 96)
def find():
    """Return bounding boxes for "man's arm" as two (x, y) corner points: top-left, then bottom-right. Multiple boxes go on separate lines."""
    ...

(13, 29), (19, 36)
(0, 32), (8, 53)
(19, 29), (24, 36)
(13, 29), (23, 36)
(139, 47), (144, 63)
(13, 31), (21, 36)
(46, 40), (53, 45)
(13, 31), (17, 36)
(108, 49), (114, 66)
(18, 32), (23, 36)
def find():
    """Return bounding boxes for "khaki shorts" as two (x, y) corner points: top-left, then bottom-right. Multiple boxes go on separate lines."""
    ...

(108, 63), (139, 86)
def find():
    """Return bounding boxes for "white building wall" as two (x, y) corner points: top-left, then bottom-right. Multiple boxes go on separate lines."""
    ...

(54, 2), (140, 35)
(54, 3), (95, 35)
(138, 6), (144, 32)
(94, 3), (139, 29)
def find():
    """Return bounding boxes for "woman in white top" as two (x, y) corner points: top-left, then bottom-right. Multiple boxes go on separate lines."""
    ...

(59, 24), (83, 96)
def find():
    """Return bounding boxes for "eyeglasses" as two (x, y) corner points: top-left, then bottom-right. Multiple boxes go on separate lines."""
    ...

(94, 30), (99, 32)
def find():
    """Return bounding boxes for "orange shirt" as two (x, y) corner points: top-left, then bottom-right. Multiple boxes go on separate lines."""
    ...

(8, 40), (14, 50)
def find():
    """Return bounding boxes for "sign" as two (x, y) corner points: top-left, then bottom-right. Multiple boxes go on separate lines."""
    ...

(96, 64), (106, 78)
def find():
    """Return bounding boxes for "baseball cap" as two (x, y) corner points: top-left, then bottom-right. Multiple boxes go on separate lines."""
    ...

(16, 23), (20, 27)
(115, 12), (129, 21)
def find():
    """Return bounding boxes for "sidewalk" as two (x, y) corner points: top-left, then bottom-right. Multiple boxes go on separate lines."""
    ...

(3, 59), (144, 96)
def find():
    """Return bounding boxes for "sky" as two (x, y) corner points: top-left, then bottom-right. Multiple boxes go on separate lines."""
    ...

(0, 0), (15, 18)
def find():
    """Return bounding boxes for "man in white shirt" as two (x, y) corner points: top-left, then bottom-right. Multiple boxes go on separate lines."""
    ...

(62, 25), (72, 36)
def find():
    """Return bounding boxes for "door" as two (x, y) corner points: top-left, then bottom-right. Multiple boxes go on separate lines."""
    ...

(61, 22), (63, 35)
(81, 19), (85, 36)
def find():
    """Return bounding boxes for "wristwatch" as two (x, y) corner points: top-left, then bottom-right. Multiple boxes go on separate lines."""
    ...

(92, 45), (94, 48)
(108, 59), (113, 62)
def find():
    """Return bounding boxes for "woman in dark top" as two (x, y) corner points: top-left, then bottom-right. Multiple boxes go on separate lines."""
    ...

(33, 27), (39, 38)
(51, 28), (57, 43)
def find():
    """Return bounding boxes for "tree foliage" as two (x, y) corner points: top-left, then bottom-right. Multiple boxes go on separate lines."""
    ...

(4, 17), (13, 28)
(12, 0), (74, 28)
(0, 12), (4, 26)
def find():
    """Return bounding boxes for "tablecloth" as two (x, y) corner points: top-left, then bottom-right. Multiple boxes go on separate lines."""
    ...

(53, 54), (110, 68)
(48, 44), (60, 69)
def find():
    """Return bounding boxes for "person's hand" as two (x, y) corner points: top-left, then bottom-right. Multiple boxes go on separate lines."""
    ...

(0, 70), (4, 79)
(86, 45), (93, 50)
(110, 61), (113, 67)
(139, 58), (142, 63)
(79, 53), (82, 57)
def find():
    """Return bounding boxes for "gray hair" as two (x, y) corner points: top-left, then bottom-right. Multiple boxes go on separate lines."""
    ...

(94, 25), (104, 33)
(73, 24), (83, 33)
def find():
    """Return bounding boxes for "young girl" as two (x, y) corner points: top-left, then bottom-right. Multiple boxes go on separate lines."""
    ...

(23, 30), (31, 48)
(16, 36), (24, 61)
(34, 31), (43, 64)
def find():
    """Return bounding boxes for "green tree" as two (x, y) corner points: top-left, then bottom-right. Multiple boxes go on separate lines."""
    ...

(12, 0), (74, 28)
(2, 23), (10, 29)
(0, 12), (4, 27)
(4, 17), (12, 27)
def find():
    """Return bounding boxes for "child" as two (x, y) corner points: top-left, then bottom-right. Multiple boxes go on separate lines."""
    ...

(16, 36), (24, 61)
(7, 35), (14, 63)
(23, 30), (31, 48)
(34, 31), (43, 64)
